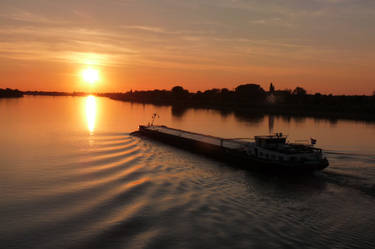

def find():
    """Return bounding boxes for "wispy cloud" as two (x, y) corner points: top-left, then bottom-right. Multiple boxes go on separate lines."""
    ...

(0, 10), (69, 25)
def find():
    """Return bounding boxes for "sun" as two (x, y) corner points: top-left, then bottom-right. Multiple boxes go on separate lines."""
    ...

(82, 68), (99, 84)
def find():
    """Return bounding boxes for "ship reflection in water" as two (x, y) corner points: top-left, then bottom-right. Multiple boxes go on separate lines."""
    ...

(85, 95), (97, 134)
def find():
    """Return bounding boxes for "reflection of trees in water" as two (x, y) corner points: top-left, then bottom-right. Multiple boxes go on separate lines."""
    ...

(281, 115), (292, 123)
(307, 116), (339, 126)
(275, 114), (340, 126)
(327, 118), (338, 127)
(219, 109), (231, 118)
(171, 105), (189, 118)
(170, 107), (266, 125)
(293, 116), (306, 124)
(170, 106), (266, 125)
(218, 109), (231, 122)
(171, 106), (233, 123)
(233, 111), (265, 125)
(169, 105), (368, 128)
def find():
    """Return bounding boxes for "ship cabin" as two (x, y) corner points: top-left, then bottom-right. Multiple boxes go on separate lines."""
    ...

(252, 133), (325, 163)
(254, 133), (287, 149)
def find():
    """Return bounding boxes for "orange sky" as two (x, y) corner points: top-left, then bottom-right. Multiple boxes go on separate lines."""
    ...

(0, 0), (374, 95)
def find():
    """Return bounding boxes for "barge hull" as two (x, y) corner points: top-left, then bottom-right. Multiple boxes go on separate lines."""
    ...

(133, 126), (328, 173)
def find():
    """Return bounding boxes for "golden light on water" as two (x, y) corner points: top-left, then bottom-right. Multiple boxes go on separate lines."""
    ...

(82, 68), (99, 84)
(85, 95), (97, 133)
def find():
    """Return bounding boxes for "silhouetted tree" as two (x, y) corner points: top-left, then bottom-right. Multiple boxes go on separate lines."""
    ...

(283, 89), (292, 95)
(171, 86), (189, 98)
(0, 88), (23, 98)
(220, 88), (232, 101)
(221, 88), (229, 94)
(235, 84), (265, 96)
(234, 84), (266, 104)
(102, 83), (375, 121)
(172, 86), (189, 95)
(292, 87), (307, 96)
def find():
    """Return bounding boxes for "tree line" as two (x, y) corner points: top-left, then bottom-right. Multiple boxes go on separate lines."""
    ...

(2, 84), (374, 120)
(0, 88), (23, 98)
(102, 83), (375, 120)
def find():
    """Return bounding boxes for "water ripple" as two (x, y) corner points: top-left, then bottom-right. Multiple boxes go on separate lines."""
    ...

(2, 134), (375, 249)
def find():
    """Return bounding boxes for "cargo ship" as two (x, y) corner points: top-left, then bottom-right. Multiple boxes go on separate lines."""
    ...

(132, 123), (329, 173)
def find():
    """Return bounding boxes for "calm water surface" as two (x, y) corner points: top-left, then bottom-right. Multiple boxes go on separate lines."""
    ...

(1, 96), (375, 249)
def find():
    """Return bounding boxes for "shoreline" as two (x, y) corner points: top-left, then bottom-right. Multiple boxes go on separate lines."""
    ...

(11, 90), (375, 122)
(109, 97), (375, 123)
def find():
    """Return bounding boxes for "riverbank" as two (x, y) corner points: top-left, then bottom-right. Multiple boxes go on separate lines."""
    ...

(102, 84), (375, 122)
(7, 86), (375, 121)
(107, 96), (375, 122)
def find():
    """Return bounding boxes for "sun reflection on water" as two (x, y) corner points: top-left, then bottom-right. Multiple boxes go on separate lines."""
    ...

(85, 95), (97, 134)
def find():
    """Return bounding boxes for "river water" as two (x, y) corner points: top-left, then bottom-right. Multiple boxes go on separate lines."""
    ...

(1, 96), (374, 249)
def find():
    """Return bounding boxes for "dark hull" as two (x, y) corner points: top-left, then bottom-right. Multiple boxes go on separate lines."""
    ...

(132, 126), (329, 174)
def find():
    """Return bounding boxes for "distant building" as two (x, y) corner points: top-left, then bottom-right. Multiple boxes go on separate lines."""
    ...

(266, 83), (291, 104)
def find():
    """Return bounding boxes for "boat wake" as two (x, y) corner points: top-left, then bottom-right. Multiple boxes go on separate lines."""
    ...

(2, 133), (375, 249)
(317, 150), (375, 196)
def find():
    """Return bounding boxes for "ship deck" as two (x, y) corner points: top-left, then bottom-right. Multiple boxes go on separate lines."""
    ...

(145, 126), (250, 150)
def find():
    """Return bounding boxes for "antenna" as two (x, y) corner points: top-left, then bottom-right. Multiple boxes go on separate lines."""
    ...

(150, 113), (159, 126)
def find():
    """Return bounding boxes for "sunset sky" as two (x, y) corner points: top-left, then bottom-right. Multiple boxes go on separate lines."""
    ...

(0, 0), (374, 94)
